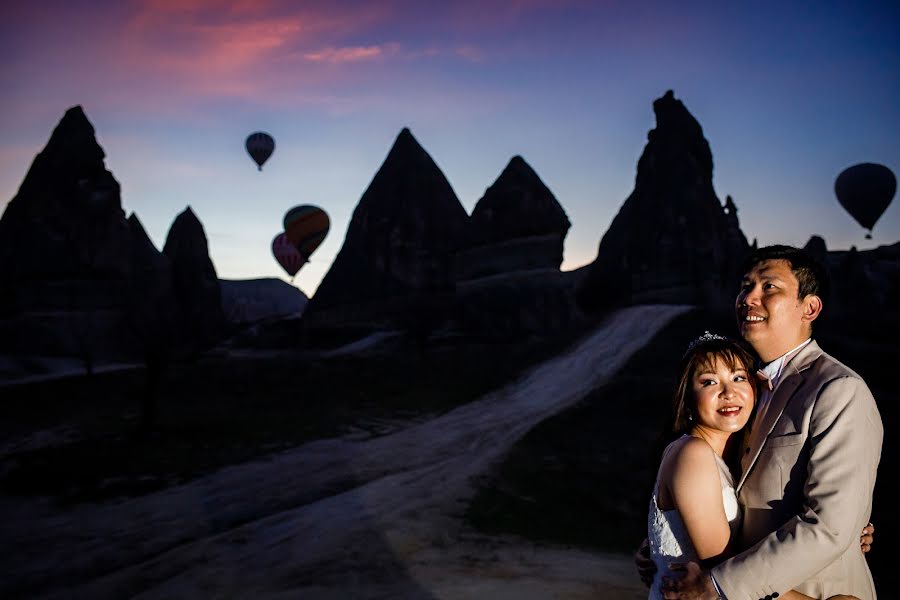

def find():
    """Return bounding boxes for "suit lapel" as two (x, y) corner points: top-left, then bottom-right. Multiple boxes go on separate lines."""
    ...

(736, 341), (822, 492)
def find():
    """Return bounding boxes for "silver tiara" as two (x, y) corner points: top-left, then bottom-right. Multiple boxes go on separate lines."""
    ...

(684, 331), (729, 357)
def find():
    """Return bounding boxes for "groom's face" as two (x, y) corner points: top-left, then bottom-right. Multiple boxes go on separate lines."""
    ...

(735, 259), (810, 362)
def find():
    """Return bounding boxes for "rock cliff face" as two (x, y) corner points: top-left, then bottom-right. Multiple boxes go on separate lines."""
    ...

(576, 90), (750, 312)
(305, 128), (469, 326)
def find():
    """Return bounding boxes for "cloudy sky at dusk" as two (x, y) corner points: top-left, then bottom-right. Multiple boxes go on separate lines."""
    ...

(2, 0), (898, 297)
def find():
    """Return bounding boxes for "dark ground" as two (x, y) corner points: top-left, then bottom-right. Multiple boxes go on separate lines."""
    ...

(0, 326), (588, 504)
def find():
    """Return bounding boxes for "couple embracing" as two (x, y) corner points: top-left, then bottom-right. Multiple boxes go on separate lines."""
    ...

(638, 245), (883, 600)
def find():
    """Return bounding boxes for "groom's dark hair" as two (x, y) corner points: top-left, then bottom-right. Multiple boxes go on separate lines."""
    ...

(742, 245), (830, 303)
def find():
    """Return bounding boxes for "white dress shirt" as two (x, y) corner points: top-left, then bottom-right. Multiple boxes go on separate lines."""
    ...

(754, 338), (812, 426)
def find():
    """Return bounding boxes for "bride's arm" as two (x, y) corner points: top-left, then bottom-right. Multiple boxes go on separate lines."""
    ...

(668, 438), (734, 565)
(779, 591), (815, 600)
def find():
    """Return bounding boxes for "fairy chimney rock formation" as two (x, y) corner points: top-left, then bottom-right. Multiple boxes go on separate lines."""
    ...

(803, 234), (829, 264)
(0, 105), (131, 289)
(576, 90), (750, 311)
(163, 206), (226, 350)
(457, 155), (570, 280)
(0, 106), (185, 362)
(306, 127), (469, 322)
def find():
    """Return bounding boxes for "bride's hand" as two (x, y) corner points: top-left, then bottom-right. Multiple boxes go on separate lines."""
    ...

(859, 521), (874, 553)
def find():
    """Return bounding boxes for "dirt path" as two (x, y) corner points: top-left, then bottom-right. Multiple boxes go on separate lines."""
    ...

(1, 304), (690, 599)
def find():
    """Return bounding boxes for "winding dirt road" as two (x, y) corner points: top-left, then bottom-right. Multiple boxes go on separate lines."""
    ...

(1, 304), (690, 599)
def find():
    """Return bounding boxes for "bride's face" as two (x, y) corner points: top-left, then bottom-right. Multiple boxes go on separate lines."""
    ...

(690, 357), (755, 434)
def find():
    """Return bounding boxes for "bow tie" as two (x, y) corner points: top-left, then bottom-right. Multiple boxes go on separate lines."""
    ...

(756, 370), (774, 391)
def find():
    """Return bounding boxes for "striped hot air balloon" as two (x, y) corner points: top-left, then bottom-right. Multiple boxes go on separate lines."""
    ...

(283, 205), (330, 259)
(272, 232), (305, 277)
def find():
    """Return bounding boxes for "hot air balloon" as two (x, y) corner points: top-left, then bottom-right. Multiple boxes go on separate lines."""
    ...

(834, 163), (896, 239)
(272, 232), (305, 278)
(246, 132), (275, 171)
(283, 205), (330, 259)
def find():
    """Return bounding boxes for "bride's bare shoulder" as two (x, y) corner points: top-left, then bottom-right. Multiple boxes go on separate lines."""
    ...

(665, 436), (716, 470)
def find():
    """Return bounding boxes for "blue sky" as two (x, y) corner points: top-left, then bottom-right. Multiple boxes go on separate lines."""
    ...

(2, 0), (898, 297)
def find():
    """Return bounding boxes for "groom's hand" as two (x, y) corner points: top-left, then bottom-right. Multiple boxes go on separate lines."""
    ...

(634, 538), (655, 587)
(661, 561), (719, 600)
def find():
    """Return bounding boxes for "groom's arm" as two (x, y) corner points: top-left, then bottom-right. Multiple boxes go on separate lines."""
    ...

(711, 375), (882, 599)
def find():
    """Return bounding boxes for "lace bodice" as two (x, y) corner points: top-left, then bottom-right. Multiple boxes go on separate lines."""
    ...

(647, 436), (741, 599)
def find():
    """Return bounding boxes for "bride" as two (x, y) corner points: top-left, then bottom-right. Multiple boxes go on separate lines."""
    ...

(646, 333), (862, 600)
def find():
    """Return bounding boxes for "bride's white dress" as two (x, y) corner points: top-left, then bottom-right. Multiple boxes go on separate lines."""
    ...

(647, 435), (741, 599)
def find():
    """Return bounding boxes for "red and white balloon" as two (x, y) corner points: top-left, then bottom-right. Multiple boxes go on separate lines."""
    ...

(272, 232), (305, 277)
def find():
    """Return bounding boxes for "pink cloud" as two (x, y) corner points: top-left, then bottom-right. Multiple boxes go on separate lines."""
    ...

(133, 19), (306, 71)
(122, 1), (310, 71)
(107, 0), (406, 103)
(303, 43), (400, 63)
(454, 45), (484, 63)
(3, 0), (601, 121)
(118, 0), (583, 82)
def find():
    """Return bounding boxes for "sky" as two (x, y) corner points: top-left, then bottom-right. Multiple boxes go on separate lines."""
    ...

(2, 0), (899, 298)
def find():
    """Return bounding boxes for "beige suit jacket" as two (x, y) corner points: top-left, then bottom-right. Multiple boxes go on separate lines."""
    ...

(711, 340), (883, 600)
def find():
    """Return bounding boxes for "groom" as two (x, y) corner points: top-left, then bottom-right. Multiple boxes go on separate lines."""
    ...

(658, 245), (883, 599)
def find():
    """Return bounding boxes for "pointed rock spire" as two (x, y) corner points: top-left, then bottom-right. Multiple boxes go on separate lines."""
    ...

(803, 234), (828, 264)
(163, 206), (225, 350)
(469, 155), (570, 247)
(0, 105), (127, 282)
(308, 128), (468, 314)
(577, 90), (750, 311)
(163, 207), (209, 260)
(43, 105), (107, 166)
